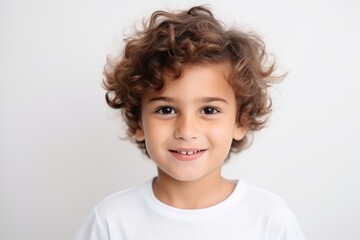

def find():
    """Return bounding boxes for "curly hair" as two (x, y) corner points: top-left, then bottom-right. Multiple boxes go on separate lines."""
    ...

(103, 5), (283, 156)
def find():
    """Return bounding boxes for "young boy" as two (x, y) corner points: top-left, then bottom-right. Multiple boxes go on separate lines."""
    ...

(75, 6), (306, 240)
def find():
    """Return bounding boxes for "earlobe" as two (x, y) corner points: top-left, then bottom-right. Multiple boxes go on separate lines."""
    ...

(133, 120), (145, 142)
(134, 121), (145, 142)
(233, 126), (246, 141)
(134, 128), (145, 142)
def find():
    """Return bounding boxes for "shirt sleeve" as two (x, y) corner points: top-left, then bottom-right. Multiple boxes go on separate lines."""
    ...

(276, 212), (306, 240)
(74, 208), (108, 240)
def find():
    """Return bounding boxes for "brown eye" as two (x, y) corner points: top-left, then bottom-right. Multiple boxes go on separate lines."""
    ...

(156, 106), (176, 115)
(201, 107), (219, 115)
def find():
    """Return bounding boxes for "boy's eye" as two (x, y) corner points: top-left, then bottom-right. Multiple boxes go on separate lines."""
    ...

(201, 107), (219, 115)
(156, 106), (176, 115)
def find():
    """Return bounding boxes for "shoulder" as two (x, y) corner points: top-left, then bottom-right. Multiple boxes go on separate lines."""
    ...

(94, 179), (151, 219)
(74, 180), (153, 240)
(238, 181), (296, 226)
(232, 181), (306, 239)
(242, 182), (289, 208)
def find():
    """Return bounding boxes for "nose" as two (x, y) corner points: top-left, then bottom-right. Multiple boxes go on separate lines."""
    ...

(174, 113), (200, 140)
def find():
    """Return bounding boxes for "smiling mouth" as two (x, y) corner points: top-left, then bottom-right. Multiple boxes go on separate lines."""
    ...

(168, 149), (206, 161)
(169, 149), (206, 155)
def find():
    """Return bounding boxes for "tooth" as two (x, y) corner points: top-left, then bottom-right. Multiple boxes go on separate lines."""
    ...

(174, 150), (202, 155)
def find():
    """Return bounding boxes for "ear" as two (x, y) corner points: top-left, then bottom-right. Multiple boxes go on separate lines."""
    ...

(233, 125), (247, 141)
(133, 122), (145, 142)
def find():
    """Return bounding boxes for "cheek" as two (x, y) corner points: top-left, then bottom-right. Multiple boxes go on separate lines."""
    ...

(210, 116), (237, 135)
(208, 124), (235, 145)
(143, 120), (170, 153)
(210, 118), (238, 147)
(145, 119), (169, 137)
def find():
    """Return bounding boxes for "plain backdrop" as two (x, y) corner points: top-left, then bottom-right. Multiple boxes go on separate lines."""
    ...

(1, 0), (359, 239)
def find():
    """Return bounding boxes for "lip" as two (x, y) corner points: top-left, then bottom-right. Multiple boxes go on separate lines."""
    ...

(168, 148), (207, 161)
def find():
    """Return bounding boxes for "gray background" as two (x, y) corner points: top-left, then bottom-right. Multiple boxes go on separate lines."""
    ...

(1, 0), (359, 239)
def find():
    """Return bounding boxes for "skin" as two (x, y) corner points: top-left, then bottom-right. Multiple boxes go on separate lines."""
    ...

(134, 62), (246, 209)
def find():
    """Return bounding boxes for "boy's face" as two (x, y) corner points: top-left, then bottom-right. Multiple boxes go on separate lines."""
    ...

(135, 63), (246, 182)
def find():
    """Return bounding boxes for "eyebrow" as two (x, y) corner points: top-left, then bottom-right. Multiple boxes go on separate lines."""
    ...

(148, 96), (228, 104)
(148, 96), (175, 103)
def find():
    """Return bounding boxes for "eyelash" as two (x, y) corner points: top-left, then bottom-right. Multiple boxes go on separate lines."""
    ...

(201, 107), (220, 115)
(155, 106), (220, 115)
(156, 106), (176, 115)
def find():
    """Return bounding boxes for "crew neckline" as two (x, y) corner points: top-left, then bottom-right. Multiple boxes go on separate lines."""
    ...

(142, 178), (248, 222)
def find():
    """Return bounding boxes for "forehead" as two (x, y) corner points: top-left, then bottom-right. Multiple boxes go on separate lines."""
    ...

(143, 62), (235, 102)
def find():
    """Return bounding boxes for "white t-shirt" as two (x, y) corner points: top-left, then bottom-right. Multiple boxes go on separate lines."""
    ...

(75, 179), (306, 240)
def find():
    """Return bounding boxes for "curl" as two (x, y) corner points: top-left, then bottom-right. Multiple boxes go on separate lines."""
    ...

(103, 5), (284, 156)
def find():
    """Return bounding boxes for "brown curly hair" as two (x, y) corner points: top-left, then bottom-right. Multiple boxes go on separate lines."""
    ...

(103, 5), (283, 156)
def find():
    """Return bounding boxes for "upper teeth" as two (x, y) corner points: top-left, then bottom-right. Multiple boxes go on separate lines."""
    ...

(177, 150), (200, 155)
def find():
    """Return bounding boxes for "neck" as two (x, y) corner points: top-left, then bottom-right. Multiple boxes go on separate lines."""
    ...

(152, 168), (235, 209)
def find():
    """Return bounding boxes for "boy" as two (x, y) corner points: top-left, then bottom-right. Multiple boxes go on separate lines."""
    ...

(75, 6), (306, 240)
